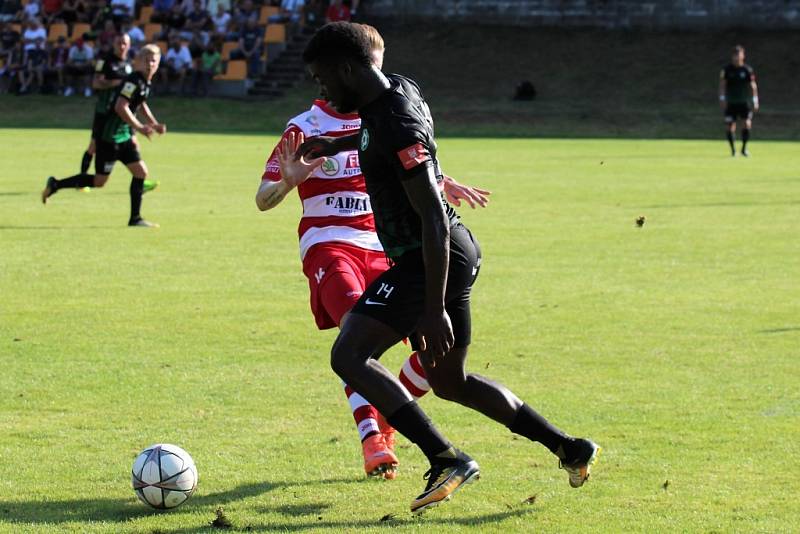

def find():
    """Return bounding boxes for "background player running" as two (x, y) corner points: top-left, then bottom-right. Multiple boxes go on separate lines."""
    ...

(255, 25), (490, 480)
(42, 44), (166, 228)
(298, 22), (599, 513)
(719, 45), (759, 157)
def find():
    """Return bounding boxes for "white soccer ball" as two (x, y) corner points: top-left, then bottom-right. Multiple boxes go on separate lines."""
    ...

(131, 443), (198, 509)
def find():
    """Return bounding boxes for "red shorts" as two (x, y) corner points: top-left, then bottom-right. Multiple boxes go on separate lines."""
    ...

(302, 242), (390, 330)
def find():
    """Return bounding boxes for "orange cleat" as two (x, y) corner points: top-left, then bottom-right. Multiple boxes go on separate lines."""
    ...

(362, 433), (398, 479)
(377, 413), (396, 453)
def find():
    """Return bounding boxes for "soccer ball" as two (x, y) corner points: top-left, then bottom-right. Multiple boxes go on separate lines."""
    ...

(131, 443), (198, 509)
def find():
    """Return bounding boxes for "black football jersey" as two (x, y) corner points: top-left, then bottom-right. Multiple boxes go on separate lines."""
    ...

(101, 71), (151, 143)
(721, 63), (755, 104)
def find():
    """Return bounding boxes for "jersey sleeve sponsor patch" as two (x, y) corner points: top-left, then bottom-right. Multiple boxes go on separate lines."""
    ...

(396, 142), (430, 171)
(95, 59), (105, 73)
(120, 81), (136, 99)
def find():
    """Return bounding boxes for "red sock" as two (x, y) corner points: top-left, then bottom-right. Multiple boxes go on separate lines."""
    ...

(344, 384), (380, 441)
(398, 352), (430, 399)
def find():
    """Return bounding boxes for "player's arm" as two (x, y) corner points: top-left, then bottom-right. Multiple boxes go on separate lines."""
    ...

(92, 59), (119, 90)
(256, 130), (324, 211)
(718, 70), (727, 109)
(298, 133), (359, 158)
(750, 75), (759, 112)
(139, 101), (166, 134)
(115, 96), (153, 139)
(441, 174), (490, 209)
(401, 165), (453, 360)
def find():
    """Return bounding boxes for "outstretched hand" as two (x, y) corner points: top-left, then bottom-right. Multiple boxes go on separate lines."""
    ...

(277, 131), (326, 189)
(442, 175), (491, 208)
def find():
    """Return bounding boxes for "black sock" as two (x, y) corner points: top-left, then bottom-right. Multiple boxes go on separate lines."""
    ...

(508, 403), (570, 457)
(386, 401), (452, 462)
(742, 128), (750, 151)
(80, 151), (92, 174)
(54, 173), (94, 190)
(129, 177), (144, 223)
(726, 131), (735, 153)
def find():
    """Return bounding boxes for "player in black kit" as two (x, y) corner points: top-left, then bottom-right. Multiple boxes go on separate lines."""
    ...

(719, 45), (759, 157)
(297, 22), (599, 513)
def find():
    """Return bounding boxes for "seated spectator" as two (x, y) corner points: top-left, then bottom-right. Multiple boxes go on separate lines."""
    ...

(183, 0), (209, 40)
(210, 3), (229, 39)
(151, 0), (175, 23)
(205, 0), (228, 18)
(178, 0), (204, 16)
(230, 16), (259, 77)
(123, 21), (144, 53)
(97, 18), (117, 54)
(60, 0), (85, 23)
(269, 0), (303, 23)
(229, 0), (255, 38)
(188, 27), (207, 55)
(191, 40), (217, 95)
(109, 0), (133, 25)
(64, 36), (93, 95)
(49, 34), (68, 93)
(0, 20), (19, 61)
(2, 39), (24, 92)
(21, 0), (40, 21)
(22, 18), (46, 52)
(0, 0), (21, 22)
(91, 0), (114, 30)
(41, 0), (63, 24)
(325, 0), (349, 23)
(20, 35), (47, 92)
(163, 3), (186, 37)
(161, 38), (192, 93)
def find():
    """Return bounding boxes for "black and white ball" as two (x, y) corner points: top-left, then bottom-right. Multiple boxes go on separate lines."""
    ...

(132, 443), (198, 509)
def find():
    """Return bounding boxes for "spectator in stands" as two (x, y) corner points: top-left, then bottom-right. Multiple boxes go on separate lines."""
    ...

(20, 35), (47, 92)
(0, 20), (19, 60)
(178, 0), (204, 15)
(325, 0), (349, 23)
(60, 0), (85, 24)
(22, 18), (46, 51)
(269, 0), (303, 23)
(205, 0), (229, 19)
(123, 21), (144, 52)
(49, 34), (68, 93)
(184, 0), (209, 40)
(109, 0), (133, 25)
(231, 15), (259, 77)
(64, 36), (93, 95)
(0, 0), (21, 22)
(161, 38), (192, 93)
(2, 39), (25, 92)
(229, 0), (256, 38)
(41, 0), (63, 24)
(91, 0), (114, 30)
(163, 3), (187, 37)
(210, 3), (229, 39)
(21, 0), (40, 21)
(151, 0), (175, 23)
(97, 18), (117, 54)
(191, 40), (218, 95)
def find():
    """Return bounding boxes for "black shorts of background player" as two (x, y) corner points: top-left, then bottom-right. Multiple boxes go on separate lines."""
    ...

(719, 45), (759, 157)
(298, 22), (599, 514)
(42, 44), (166, 227)
(80, 33), (132, 174)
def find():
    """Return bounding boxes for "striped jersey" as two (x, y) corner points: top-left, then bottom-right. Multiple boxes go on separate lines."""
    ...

(262, 99), (383, 261)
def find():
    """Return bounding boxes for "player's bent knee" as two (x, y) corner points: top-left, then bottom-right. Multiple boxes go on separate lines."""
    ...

(94, 175), (109, 187)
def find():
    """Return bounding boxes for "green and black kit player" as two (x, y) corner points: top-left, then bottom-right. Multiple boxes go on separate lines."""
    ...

(43, 44), (166, 227)
(719, 45), (759, 157)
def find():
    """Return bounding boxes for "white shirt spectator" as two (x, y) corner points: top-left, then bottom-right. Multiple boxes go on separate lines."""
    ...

(23, 1), (40, 21)
(211, 11), (230, 34)
(68, 43), (94, 65)
(110, 0), (134, 17)
(23, 25), (46, 50)
(206, 0), (230, 15)
(166, 44), (192, 69)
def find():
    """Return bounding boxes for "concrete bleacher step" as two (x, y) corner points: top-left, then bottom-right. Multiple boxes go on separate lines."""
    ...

(248, 28), (314, 98)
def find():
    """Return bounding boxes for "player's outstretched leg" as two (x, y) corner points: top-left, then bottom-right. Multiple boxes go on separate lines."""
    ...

(41, 173), (95, 204)
(343, 383), (398, 479)
(422, 346), (599, 489)
(331, 314), (479, 512)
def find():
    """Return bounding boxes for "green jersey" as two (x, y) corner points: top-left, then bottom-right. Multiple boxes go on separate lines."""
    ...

(93, 53), (132, 115)
(101, 72), (151, 144)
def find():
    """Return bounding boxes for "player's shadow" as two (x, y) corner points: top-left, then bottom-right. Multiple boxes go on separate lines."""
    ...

(758, 326), (800, 334)
(0, 478), (355, 526)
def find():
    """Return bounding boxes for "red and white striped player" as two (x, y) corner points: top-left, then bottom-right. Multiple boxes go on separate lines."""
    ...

(255, 26), (490, 479)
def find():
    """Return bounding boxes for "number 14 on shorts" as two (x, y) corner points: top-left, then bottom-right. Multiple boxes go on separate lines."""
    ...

(365, 283), (394, 305)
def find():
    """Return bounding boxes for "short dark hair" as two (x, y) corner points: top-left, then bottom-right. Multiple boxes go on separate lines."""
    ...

(302, 22), (373, 68)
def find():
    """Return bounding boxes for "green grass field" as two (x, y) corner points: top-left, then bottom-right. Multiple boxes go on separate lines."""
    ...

(1, 129), (799, 533)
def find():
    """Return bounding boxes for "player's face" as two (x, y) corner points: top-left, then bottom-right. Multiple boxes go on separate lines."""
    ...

(139, 53), (160, 79)
(733, 50), (744, 66)
(308, 60), (360, 113)
(116, 35), (131, 59)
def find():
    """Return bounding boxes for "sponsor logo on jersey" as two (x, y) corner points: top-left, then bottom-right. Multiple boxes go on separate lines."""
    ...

(360, 129), (369, 151)
(321, 158), (340, 176)
(346, 153), (359, 169)
(397, 142), (430, 170)
(324, 195), (370, 213)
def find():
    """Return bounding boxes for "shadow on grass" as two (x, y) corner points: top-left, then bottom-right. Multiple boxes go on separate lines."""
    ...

(758, 326), (800, 334)
(0, 478), (355, 526)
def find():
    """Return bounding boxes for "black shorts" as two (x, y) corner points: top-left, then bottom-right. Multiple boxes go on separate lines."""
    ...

(91, 113), (106, 140)
(725, 103), (753, 122)
(95, 139), (140, 175)
(350, 223), (482, 350)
